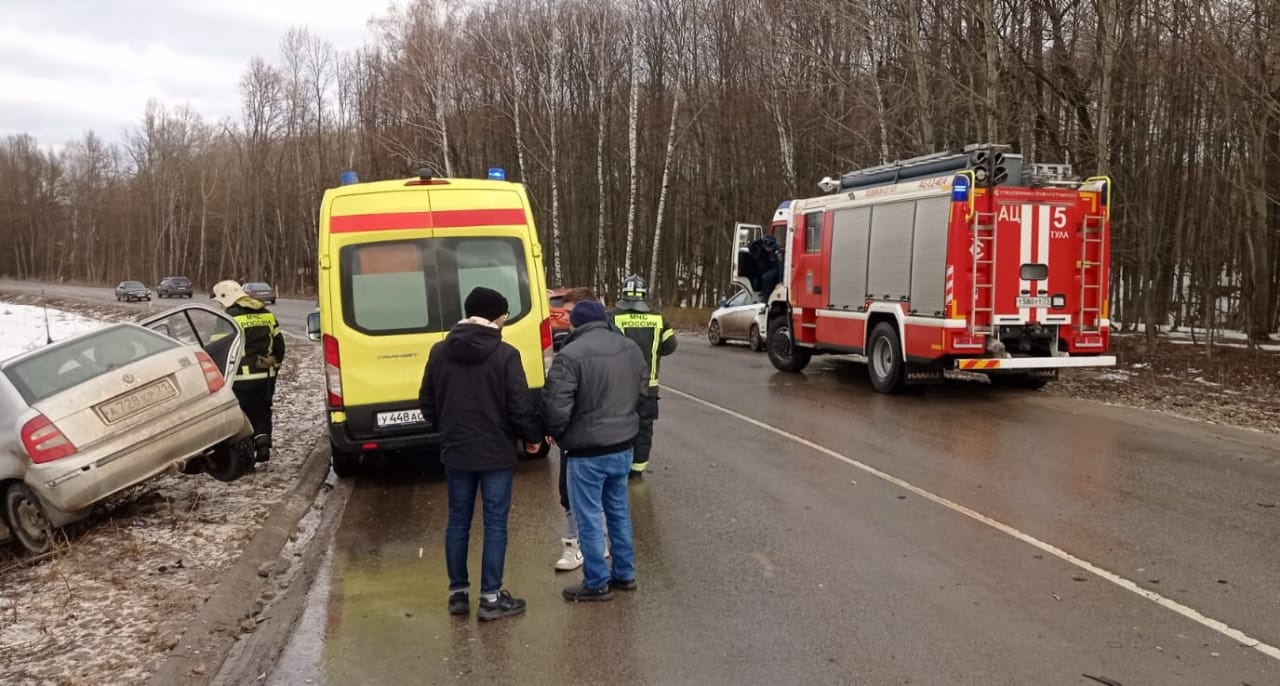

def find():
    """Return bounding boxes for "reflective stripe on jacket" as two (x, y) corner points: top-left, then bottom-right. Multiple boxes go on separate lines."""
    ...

(227, 301), (285, 382)
(610, 309), (676, 387)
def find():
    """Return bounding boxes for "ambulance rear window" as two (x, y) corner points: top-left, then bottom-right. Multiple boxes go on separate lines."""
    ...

(340, 237), (531, 335)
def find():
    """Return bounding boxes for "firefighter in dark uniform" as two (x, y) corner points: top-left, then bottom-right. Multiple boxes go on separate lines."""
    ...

(609, 275), (676, 477)
(213, 280), (285, 463)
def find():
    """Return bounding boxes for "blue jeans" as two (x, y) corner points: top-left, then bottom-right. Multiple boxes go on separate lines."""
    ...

(566, 450), (636, 589)
(445, 467), (513, 595)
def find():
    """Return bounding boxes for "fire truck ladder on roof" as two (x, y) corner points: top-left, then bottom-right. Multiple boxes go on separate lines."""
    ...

(1077, 214), (1106, 334)
(970, 209), (998, 336)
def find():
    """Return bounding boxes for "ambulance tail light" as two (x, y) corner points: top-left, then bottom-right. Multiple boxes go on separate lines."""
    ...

(323, 334), (343, 409)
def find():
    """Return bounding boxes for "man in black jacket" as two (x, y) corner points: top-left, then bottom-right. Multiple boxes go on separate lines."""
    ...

(420, 287), (542, 621)
(544, 300), (649, 602)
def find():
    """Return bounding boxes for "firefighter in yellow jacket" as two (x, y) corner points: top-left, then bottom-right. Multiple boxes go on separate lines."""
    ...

(609, 275), (676, 477)
(213, 280), (286, 463)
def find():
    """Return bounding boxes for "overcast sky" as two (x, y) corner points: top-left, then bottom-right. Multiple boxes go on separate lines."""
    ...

(0, 0), (402, 150)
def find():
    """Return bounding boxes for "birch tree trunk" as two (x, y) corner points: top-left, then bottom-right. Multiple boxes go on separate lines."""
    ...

(547, 22), (564, 285)
(647, 93), (680, 295)
(595, 88), (608, 287)
(901, 0), (935, 152)
(981, 0), (1000, 142)
(623, 17), (641, 276)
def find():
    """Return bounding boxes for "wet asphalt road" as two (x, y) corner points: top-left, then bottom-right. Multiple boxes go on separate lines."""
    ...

(272, 335), (1280, 685)
(0, 280), (316, 336)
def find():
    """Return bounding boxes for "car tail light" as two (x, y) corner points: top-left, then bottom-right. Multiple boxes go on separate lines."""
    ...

(195, 351), (226, 393)
(21, 414), (77, 463)
(540, 317), (553, 351)
(323, 334), (343, 408)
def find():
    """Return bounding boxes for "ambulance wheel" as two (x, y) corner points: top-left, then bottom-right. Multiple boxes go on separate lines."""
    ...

(989, 373), (1048, 391)
(767, 316), (811, 372)
(707, 320), (725, 346)
(749, 323), (765, 352)
(867, 322), (905, 393)
(331, 445), (362, 478)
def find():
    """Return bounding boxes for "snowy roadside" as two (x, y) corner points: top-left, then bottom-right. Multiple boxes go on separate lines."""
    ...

(1044, 332), (1280, 434)
(0, 296), (325, 685)
(0, 304), (105, 362)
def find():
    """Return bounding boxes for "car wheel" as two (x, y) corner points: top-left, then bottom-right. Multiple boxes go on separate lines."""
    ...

(707, 320), (725, 346)
(5, 483), (54, 554)
(206, 438), (255, 482)
(867, 322), (905, 393)
(767, 315), (811, 372)
(332, 445), (362, 478)
(749, 323), (765, 352)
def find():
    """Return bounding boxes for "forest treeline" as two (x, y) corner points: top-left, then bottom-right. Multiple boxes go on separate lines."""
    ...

(1, 0), (1277, 339)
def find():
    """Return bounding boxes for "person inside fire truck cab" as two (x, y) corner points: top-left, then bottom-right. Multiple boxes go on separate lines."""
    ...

(212, 279), (285, 463)
(609, 275), (676, 477)
(756, 233), (783, 299)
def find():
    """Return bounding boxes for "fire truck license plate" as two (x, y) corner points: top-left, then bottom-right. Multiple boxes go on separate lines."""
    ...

(1016, 296), (1052, 308)
(377, 409), (424, 427)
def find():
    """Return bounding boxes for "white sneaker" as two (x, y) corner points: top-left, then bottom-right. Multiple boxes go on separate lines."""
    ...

(554, 538), (583, 571)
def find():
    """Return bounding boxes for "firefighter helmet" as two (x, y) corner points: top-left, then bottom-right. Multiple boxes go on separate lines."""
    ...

(621, 275), (648, 301)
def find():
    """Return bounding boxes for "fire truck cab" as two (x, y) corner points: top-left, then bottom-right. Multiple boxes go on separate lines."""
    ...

(748, 144), (1116, 393)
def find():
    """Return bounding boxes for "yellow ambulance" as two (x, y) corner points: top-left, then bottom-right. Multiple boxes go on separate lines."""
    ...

(306, 168), (553, 476)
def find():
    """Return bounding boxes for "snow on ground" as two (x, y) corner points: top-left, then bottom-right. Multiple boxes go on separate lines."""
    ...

(0, 304), (106, 362)
(0, 296), (326, 685)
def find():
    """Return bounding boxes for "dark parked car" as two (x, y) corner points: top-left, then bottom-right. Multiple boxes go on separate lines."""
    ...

(114, 281), (151, 302)
(157, 276), (193, 299)
(242, 282), (276, 305)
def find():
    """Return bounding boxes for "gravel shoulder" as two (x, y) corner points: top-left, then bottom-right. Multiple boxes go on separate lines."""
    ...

(0, 292), (324, 686)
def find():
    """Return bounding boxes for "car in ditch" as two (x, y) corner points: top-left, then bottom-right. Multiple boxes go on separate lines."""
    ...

(114, 280), (151, 302)
(707, 284), (766, 351)
(0, 304), (257, 554)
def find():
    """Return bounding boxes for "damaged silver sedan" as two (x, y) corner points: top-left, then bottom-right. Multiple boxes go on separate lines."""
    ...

(0, 304), (257, 553)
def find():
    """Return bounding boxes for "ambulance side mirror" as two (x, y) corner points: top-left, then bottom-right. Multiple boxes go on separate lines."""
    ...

(306, 311), (321, 342)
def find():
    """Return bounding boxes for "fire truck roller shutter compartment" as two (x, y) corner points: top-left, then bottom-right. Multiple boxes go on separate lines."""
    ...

(866, 201), (916, 302)
(907, 197), (952, 316)
(828, 207), (872, 309)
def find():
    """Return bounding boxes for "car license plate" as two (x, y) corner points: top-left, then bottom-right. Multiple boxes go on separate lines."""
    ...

(1016, 296), (1052, 308)
(377, 409), (424, 427)
(97, 378), (179, 424)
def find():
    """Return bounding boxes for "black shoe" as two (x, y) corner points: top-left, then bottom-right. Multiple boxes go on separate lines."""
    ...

(562, 581), (613, 602)
(448, 591), (469, 615)
(609, 577), (637, 591)
(478, 590), (526, 621)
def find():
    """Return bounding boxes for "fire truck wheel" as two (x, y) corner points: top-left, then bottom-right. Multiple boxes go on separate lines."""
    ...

(707, 320), (725, 346)
(867, 322), (905, 393)
(749, 324), (765, 352)
(767, 316), (811, 372)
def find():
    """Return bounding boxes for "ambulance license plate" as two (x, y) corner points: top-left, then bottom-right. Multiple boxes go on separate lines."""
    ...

(376, 409), (424, 427)
(1016, 296), (1052, 308)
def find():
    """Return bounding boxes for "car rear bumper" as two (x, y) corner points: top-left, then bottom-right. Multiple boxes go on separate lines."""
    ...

(31, 398), (249, 520)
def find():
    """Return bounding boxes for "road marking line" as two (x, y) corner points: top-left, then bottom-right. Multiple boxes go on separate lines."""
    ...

(664, 385), (1280, 661)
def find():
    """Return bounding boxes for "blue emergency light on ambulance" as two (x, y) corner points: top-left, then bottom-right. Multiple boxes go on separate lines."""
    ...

(487, 167), (506, 181)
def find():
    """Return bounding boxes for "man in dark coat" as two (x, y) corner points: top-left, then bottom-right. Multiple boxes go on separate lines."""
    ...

(544, 300), (649, 601)
(420, 286), (542, 621)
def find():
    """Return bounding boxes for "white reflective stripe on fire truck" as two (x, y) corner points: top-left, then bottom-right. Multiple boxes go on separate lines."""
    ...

(1019, 204), (1032, 322)
(955, 355), (1116, 370)
(816, 309), (967, 328)
(1036, 204), (1051, 322)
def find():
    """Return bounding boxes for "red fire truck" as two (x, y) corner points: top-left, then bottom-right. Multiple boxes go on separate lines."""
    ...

(733, 144), (1115, 392)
